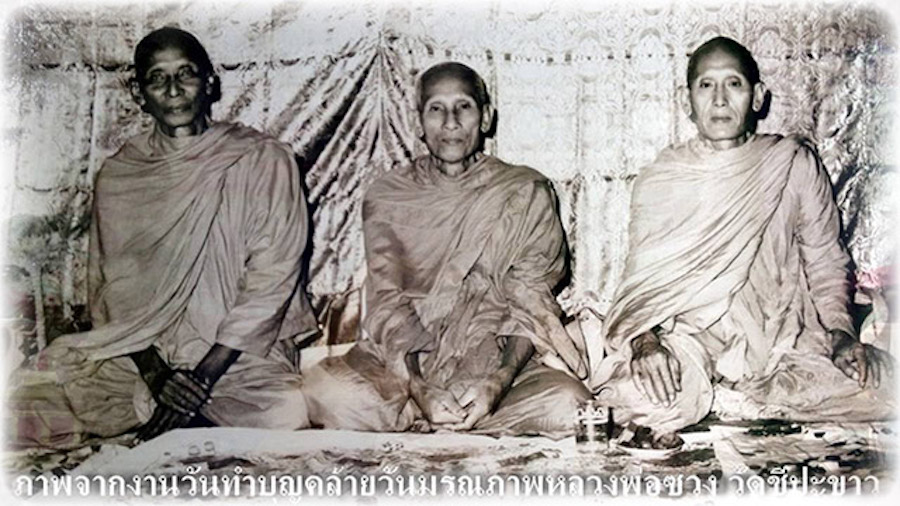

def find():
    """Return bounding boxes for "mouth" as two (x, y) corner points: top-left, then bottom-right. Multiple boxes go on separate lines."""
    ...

(165, 104), (194, 114)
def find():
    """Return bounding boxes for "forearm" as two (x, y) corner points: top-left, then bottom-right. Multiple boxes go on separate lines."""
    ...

(495, 335), (535, 391)
(194, 344), (242, 386)
(405, 351), (433, 406)
(130, 347), (169, 386)
(405, 351), (427, 388)
(367, 292), (434, 381)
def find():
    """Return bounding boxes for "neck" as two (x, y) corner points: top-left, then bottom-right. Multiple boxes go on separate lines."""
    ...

(149, 119), (211, 155)
(702, 131), (753, 151)
(156, 116), (209, 138)
(431, 151), (483, 177)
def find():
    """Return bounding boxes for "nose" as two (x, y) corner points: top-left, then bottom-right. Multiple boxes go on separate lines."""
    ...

(443, 111), (461, 130)
(713, 84), (726, 106)
(165, 78), (183, 98)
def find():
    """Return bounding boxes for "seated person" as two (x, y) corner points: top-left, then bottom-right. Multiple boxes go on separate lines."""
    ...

(302, 62), (591, 437)
(594, 36), (894, 449)
(9, 27), (317, 448)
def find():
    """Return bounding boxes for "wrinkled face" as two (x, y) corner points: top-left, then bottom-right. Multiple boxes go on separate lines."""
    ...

(138, 46), (209, 135)
(420, 76), (483, 166)
(688, 49), (761, 149)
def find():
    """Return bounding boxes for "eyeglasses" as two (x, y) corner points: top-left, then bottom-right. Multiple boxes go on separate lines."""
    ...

(141, 66), (203, 89)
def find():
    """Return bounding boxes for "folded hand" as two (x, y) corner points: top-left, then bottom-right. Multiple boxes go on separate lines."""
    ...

(149, 368), (212, 417)
(630, 331), (682, 407)
(410, 379), (467, 425)
(831, 329), (894, 388)
(444, 375), (505, 431)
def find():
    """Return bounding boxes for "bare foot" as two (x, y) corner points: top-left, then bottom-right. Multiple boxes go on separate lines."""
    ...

(409, 418), (433, 433)
(621, 425), (683, 450)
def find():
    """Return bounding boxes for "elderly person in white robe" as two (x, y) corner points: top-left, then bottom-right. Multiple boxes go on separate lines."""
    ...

(301, 62), (591, 437)
(594, 36), (894, 449)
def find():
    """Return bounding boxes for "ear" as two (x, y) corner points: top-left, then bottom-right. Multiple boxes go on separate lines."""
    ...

(413, 110), (425, 140)
(480, 103), (495, 135)
(677, 85), (694, 121)
(751, 82), (767, 113)
(129, 78), (146, 108)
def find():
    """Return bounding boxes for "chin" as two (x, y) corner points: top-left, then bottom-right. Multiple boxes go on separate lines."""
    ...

(165, 113), (196, 123)
(436, 150), (470, 163)
(702, 130), (743, 141)
(161, 117), (200, 130)
(433, 157), (464, 166)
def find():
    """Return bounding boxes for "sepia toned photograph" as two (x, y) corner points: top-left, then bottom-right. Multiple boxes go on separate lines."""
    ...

(0, 0), (897, 502)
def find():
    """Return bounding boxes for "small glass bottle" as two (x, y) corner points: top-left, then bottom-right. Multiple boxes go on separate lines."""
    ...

(575, 399), (611, 452)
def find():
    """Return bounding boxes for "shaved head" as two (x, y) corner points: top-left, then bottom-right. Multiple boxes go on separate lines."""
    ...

(416, 62), (490, 112)
(131, 27), (220, 136)
(134, 27), (214, 81)
(687, 36), (760, 88)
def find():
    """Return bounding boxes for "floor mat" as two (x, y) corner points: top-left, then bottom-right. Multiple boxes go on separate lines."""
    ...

(5, 417), (893, 499)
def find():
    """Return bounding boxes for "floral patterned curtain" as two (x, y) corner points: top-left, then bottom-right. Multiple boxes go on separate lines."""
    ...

(2, 0), (895, 332)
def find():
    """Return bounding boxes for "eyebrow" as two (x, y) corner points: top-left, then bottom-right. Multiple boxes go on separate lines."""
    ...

(424, 95), (477, 105)
(147, 60), (199, 71)
(696, 71), (747, 80)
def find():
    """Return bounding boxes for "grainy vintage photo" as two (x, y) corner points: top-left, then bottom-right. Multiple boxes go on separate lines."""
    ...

(0, 0), (897, 502)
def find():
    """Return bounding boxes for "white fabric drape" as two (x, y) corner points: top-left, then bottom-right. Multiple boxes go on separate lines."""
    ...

(3, 0), (895, 325)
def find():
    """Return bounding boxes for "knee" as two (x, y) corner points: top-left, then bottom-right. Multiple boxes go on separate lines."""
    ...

(525, 375), (593, 432)
(300, 363), (344, 427)
(250, 388), (311, 431)
(301, 363), (405, 432)
(543, 373), (593, 415)
(271, 388), (311, 430)
(207, 385), (311, 431)
(528, 381), (592, 436)
(556, 376), (593, 404)
(597, 379), (709, 434)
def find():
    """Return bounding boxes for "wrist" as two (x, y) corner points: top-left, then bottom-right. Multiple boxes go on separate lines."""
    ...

(134, 357), (169, 390)
(408, 376), (430, 408)
(631, 331), (659, 350)
(144, 367), (169, 392)
(130, 347), (167, 380)
(408, 373), (427, 393)
(193, 344), (240, 387)
(829, 328), (853, 346)
(191, 365), (218, 389)
(829, 329), (857, 357)
(492, 365), (516, 391)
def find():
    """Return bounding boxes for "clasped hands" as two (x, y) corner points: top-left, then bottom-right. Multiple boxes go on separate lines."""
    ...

(410, 373), (506, 431)
(132, 343), (241, 442)
(136, 366), (212, 442)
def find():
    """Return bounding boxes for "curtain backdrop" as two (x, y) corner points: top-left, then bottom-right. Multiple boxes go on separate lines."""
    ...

(2, 0), (896, 330)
